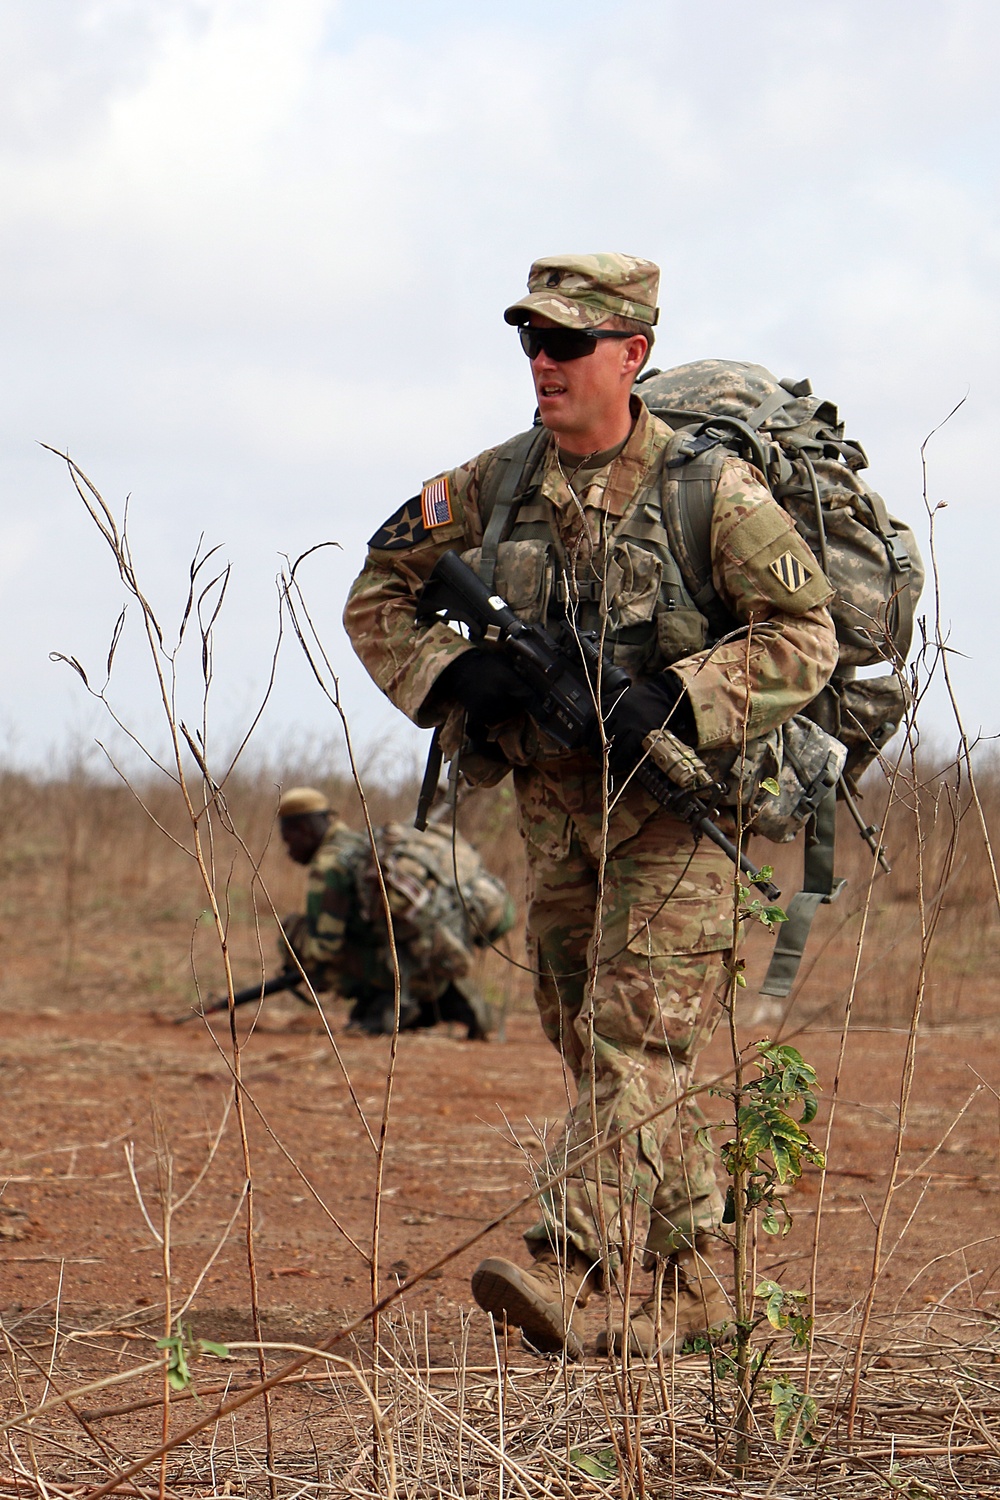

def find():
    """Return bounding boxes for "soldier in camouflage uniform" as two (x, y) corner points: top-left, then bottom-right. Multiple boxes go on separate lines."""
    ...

(276, 786), (383, 1024)
(278, 788), (511, 1037)
(343, 254), (838, 1358)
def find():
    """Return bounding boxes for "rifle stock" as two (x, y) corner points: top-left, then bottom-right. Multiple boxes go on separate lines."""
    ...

(416, 551), (779, 901)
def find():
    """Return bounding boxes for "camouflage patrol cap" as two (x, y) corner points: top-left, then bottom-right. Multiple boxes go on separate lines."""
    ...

(504, 253), (660, 330)
(278, 786), (331, 818)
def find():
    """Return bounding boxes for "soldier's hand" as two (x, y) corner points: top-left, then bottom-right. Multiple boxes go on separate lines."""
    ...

(435, 650), (533, 730)
(604, 672), (696, 780)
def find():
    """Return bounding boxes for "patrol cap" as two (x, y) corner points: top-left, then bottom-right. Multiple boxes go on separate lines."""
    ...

(278, 786), (331, 818)
(504, 253), (660, 331)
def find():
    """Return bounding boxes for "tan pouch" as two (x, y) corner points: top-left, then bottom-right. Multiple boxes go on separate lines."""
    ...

(461, 538), (553, 623)
(605, 540), (662, 628)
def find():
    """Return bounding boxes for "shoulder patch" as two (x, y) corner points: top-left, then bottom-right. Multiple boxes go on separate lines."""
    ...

(769, 551), (814, 594)
(368, 496), (427, 551)
(421, 474), (454, 528)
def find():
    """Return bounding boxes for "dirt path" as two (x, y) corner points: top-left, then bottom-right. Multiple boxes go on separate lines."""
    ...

(3, 1003), (997, 1361)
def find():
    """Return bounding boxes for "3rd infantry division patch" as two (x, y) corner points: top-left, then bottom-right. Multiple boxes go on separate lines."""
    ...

(769, 550), (813, 593)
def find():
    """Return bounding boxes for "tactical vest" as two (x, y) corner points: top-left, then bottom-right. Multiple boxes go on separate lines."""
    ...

(465, 425), (719, 683)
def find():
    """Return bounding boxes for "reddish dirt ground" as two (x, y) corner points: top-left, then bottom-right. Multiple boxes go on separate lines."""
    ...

(3, 997), (998, 1363)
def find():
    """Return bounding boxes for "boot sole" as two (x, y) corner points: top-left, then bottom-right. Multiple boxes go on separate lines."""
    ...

(471, 1259), (584, 1360)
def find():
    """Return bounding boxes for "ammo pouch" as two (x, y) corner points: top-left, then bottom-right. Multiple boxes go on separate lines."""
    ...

(461, 539), (553, 623)
(704, 716), (847, 842)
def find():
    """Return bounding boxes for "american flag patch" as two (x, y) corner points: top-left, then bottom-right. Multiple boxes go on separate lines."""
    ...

(769, 550), (813, 593)
(421, 475), (453, 529)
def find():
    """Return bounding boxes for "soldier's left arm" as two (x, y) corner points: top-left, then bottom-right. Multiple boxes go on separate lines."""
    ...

(343, 454), (489, 727)
(668, 457), (839, 751)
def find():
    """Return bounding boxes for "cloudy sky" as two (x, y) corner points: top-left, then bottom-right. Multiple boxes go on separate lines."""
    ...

(1, 0), (996, 779)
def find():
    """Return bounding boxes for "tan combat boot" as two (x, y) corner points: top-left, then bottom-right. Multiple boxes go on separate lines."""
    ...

(596, 1235), (730, 1358)
(471, 1244), (594, 1361)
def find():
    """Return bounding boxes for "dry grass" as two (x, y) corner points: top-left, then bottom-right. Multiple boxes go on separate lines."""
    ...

(1, 746), (996, 1028)
(2, 751), (999, 1497)
(3, 1304), (999, 1497)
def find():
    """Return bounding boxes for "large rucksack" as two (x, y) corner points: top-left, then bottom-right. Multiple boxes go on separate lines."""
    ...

(474, 359), (924, 996)
(352, 821), (514, 1036)
(355, 821), (514, 976)
(634, 360), (924, 994)
(638, 360), (923, 768)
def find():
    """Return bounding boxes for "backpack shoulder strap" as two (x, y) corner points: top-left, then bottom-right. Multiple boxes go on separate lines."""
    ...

(661, 438), (736, 637)
(477, 425), (550, 587)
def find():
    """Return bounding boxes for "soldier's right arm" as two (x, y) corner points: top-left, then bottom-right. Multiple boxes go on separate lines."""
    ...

(343, 451), (493, 726)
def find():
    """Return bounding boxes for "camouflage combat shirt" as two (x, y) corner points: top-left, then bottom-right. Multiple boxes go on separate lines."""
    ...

(344, 400), (838, 763)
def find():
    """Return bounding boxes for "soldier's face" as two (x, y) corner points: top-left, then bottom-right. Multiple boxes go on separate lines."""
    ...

(526, 314), (648, 448)
(280, 813), (328, 865)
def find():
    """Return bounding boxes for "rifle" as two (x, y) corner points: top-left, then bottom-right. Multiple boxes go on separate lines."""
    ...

(415, 550), (780, 901)
(174, 967), (319, 1024)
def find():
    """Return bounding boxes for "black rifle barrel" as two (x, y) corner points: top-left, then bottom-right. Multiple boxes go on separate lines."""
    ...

(175, 967), (309, 1024)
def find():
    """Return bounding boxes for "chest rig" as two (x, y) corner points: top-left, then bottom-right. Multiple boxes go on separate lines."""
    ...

(469, 426), (724, 679)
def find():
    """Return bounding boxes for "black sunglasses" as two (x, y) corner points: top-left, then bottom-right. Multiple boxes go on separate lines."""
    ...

(518, 325), (635, 362)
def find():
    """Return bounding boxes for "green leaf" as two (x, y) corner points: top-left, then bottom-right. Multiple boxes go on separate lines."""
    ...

(569, 1448), (617, 1480)
(157, 1334), (192, 1391)
(761, 777), (781, 796)
(197, 1339), (230, 1359)
(768, 1377), (818, 1445)
(769, 1117), (809, 1146)
(157, 1329), (229, 1392)
(759, 1282), (788, 1330)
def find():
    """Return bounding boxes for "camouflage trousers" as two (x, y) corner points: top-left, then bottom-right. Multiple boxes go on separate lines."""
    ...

(515, 755), (733, 1271)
